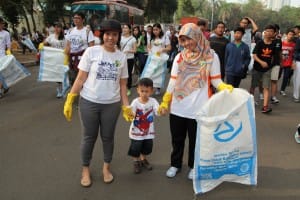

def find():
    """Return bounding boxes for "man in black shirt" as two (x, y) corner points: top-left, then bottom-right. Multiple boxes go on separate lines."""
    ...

(209, 21), (229, 80)
(250, 25), (276, 113)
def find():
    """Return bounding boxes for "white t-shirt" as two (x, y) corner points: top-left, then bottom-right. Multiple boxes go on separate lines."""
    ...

(149, 35), (170, 54)
(45, 34), (66, 49)
(168, 52), (222, 119)
(78, 45), (128, 104)
(0, 30), (11, 57)
(66, 27), (94, 53)
(129, 97), (159, 140)
(120, 35), (136, 59)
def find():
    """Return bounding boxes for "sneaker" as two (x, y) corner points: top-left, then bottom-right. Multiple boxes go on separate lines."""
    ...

(261, 106), (272, 114)
(259, 93), (264, 100)
(127, 89), (131, 96)
(187, 168), (194, 180)
(270, 96), (279, 104)
(3, 87), (9, 94)
(141, 159), (153, 170)
(133, 161), (142, 174)
(295, 125), (300, 144)
(280, 91), (287, 96)
(294, 97), (300, 103)
(56, 88), (63, 98)
(166, 166), (180, 178)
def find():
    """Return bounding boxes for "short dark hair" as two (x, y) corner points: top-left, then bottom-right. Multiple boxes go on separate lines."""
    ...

(294, 25), (300, 30)
(273, 24), (280, 31)
(197, 19), (207, 26)
(234, 27), (245, 35)
(286, 28), (295, 35)
(215, 21), (225, 29)
(264, 24), (276, 32)
(73, 12), (85, 20)
(137, 78), (153, 88)
(0, 17), (4, 23)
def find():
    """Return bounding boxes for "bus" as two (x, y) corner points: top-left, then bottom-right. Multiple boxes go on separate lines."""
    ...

(71, 0), (144, 33)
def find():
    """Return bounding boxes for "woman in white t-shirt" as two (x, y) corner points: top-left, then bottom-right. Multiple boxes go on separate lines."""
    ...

(63, 19), (132, 187)
(147, 23), (171, 95)
(120, 24), (136, 96)
(44, 22), (66, 98)
(159, 23), (233, 180)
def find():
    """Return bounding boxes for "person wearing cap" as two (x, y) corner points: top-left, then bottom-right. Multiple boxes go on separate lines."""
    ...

(42, 22), (66, 98)
(0, 17), (12, 98)
(63, 19), (132, 187)
(158, 23), (233, 180)
(65, 12), (95, 86)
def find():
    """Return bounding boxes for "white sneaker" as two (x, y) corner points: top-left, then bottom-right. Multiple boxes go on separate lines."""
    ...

(280, 91), (287, 96)
(187, 168), (194, 180)
(166, 167), (180, 178)
(271, 96), (280, 104)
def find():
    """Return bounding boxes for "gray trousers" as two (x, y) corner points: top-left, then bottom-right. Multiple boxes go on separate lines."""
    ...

(79, 97), (121, 166)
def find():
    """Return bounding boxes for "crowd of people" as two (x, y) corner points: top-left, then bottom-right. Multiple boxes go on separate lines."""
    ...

(1, 13), (300, 188)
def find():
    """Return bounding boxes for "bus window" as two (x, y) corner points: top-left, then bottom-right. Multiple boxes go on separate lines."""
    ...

(113, 5), (129, 24)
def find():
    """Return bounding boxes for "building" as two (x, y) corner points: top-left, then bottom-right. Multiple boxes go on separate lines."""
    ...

(261, 0), (291, 11)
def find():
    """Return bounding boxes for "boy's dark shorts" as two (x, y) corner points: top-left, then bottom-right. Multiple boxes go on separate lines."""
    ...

(128, 139), (153, 157)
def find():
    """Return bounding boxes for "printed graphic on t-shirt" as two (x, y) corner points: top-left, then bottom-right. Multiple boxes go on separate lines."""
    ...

(261, 48), (273, 58)
(132, 108), (154, 136)
(69, 35), (84, 52)
(96, 60), (121, 81)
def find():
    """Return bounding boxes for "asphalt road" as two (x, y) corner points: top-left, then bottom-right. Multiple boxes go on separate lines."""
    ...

(0, 65), (300, 200)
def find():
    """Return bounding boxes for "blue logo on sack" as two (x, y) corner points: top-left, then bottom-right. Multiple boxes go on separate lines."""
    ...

(214, 121), (242, 142)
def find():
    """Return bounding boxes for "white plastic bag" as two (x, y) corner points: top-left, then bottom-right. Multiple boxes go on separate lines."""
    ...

(141, 53), (168, 88)
(38, 46), (69, 95)
(193, 88), (257, 194)
(0, 55), (31, 87)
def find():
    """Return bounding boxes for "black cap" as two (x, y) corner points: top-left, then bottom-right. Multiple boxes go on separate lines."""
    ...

(99, 19), (122, 32)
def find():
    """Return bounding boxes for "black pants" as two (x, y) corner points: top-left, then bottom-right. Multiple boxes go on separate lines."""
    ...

(127, 58), (134, 89)
(169, 114), (197, 169)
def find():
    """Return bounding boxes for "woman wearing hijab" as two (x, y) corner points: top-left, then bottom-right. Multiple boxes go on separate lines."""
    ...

(159, 23), (233, 180)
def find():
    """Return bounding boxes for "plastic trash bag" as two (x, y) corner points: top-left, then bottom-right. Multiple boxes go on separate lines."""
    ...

(193, 88), (257, 194)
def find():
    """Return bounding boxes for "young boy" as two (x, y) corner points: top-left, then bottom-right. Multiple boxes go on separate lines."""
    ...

(127, 78), (160, 174)
(250, 25), (276, 113)
(280, 29), (296, 96)
(225, 26), (251, 88)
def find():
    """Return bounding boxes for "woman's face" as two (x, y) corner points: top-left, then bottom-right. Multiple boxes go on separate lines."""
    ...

(55, 25), (62, 34)
(103, 31), (119, 50)
(179, 35), (197, 51)
(133, 28), (139, 36)
(122, 25), (130, 34)
(153, 27), (161, 37)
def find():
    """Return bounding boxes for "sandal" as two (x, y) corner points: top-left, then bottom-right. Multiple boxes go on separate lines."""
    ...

(80, 175), (92, 187)
(103, 172), (114, 184)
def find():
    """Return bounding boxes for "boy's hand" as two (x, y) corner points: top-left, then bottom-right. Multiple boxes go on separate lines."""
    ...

(261, 61), (268, 68)
(122, 106), (134, 122)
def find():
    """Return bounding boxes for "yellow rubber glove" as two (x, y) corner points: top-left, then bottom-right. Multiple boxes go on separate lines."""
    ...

(5, 49), (11, 55)
(63, 49), (69, 65)
(217, 82), (234, 92)
(63, 93), (78, 121)
(38, 42), (44, 51)
(122, 105), (134, 122)
(158, 92), (172, 114)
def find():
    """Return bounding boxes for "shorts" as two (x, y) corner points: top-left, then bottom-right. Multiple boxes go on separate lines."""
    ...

(271, 65), (280, 81)
(128, 139), (153, 157)
(251, 69), (271, 89)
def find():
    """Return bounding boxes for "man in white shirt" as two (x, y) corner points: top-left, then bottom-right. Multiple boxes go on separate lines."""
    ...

(65, 12), (95, 85)
(0, 17), (11, 98)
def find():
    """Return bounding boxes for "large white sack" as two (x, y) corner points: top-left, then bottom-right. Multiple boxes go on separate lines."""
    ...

(0, 55), (31, 87)
(38, 46), (69, 95)
(193, 88), (257, 194)
(141, 53), (168, 88)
